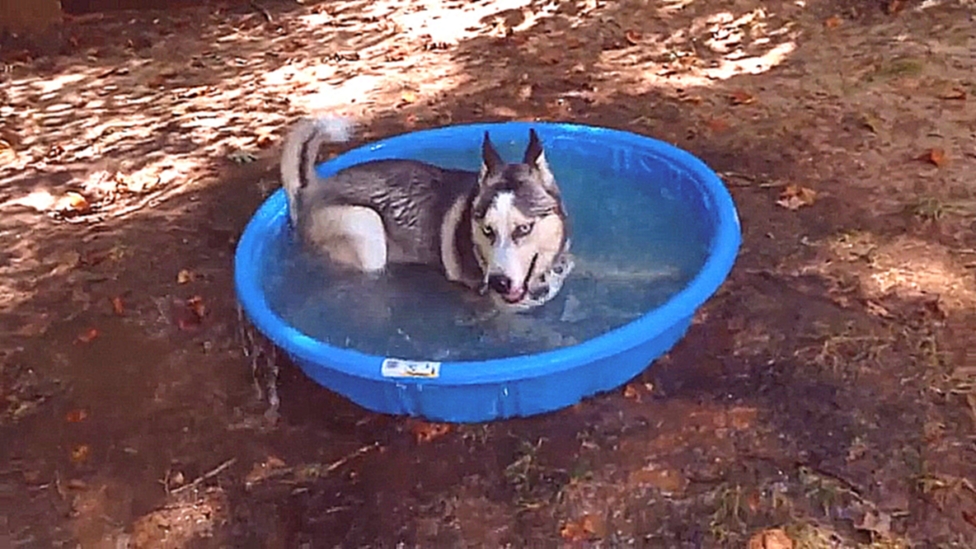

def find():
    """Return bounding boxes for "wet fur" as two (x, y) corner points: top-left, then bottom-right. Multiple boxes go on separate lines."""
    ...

(279, 117), (572, 311)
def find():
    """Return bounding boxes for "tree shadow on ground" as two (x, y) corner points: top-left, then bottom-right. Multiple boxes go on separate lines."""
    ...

(1, 0), (975, 546)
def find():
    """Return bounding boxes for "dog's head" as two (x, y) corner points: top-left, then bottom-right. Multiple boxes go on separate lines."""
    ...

(471, 129), (571, 311)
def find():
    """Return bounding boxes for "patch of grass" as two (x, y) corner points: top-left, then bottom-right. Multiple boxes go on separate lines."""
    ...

(795, 324), (888, 376)
(866, 58), (925, 81)
(785, 521), (844, 549)
(799, 466), (861, 517)
(907, 196), (976, 222)
(503, 439), (569, 509)
(709, 483), (747, 543)
(786, 521), (911, 549)
(917, 473), (976, 510)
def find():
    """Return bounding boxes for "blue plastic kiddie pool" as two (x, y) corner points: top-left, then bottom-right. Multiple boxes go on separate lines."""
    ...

(235, 122), (740, 423)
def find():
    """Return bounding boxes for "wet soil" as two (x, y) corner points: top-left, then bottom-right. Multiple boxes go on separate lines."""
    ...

(2, 0), (976, 547)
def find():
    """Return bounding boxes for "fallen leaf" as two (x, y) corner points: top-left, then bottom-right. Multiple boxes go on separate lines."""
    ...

(67, 479), (88, 490)
(824, 15), (843, 28)
(747, 528), (794, 549)
(76, 328), (100, 344)
(255, 132), (275, 148)
(110, 296), (125, 316)
(623, 383), (641, 401)
(560, 514), (599, 541)
(938, 87), (967, 100)
(775, 185), (818, 210)
(70, 444), (91, 463)
(55, 191), (90, 214)
(177, 269), (195, 284)
(400, 90), (418, 104)
(919, 147), (947, 167)
(409, 421), (452, 443)
(729, 90), (756, 105)
(65, 409), (89, 423)
(624, 29), (642, 45)
(186, 296), (207, 320)
(858, 112), (882, 133)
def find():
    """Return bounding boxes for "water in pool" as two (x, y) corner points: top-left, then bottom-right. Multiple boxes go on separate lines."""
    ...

(261, 139), (712, 362)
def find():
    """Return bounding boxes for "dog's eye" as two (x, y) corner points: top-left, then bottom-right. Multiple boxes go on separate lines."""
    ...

(513, 223), (534, 239)
(481, 225), (496, 241)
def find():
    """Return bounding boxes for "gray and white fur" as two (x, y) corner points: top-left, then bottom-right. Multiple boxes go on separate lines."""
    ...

(279, 117), (574, 311)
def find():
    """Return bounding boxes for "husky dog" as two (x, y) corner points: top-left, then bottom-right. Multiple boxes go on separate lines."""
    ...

(279, 117), (574, 311)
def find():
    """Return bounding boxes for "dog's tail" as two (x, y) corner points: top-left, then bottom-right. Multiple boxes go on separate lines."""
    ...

(280, 116), (354, 226)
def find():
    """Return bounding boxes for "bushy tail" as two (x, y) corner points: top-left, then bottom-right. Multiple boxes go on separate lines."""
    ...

(279, 116), (354, 226)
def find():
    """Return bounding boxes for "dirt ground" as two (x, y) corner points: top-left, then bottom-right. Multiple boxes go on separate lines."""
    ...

(1, 0), (976, 546)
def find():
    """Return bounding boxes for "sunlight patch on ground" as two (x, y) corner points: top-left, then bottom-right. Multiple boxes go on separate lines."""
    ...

(807, 232), (976, 312)
(595, 7), (797, 92)
(392, 0), (559, 43)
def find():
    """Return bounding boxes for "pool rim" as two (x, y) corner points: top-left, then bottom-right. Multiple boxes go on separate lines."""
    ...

(234, 121), (741, 385)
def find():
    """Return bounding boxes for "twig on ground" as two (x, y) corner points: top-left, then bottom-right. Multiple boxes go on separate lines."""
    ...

(323, 442), (380, 476)
(171, 458), (237, 494)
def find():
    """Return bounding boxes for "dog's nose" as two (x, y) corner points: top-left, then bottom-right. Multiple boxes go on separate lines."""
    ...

(487, 274), (512, 295)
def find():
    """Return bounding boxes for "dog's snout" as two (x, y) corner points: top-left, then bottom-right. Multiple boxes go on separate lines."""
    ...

(487, 274), (512, 295)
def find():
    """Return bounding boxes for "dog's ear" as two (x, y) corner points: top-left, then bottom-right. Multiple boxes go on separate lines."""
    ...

(523, 128), (558, 192)
(479, 131), (505, 184)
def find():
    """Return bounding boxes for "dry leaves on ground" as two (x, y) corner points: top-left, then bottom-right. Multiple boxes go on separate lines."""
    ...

(937, 87), (967, 100)
(186, 296), (207, 320)
(70, 444), (91, 464)
(824, 15), (843, 28)
(747, 528), (794, 549)
(75, 328), (100, 344)
(919, 147), (948, 167)
(110, 296), (125, 316)
(177, 296), (208, 331)
(65, 409), (88, 423)
(177, 269), (195, 284)
(560, 514), (603, 541)
(776, 185), (818, 210)
(55, 192), (91, 215)
(623, 383), (642, 401)
(409, 421), (452, 443)
(729, 90), (756, 105)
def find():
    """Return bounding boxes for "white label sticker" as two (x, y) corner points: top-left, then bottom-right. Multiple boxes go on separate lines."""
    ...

(381, 358), (441, 379)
